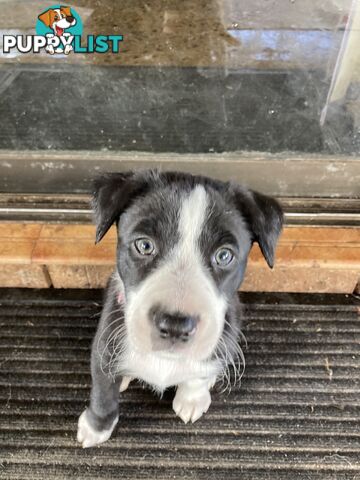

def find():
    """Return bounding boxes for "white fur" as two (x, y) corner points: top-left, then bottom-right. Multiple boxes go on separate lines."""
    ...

(118, 348), (221, 392)
(77, 410), (118, 448)
(173, 378), (214, 423)
(119, 375), (133, 392)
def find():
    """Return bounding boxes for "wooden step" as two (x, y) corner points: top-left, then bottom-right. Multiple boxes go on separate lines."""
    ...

(0, 223), (358, 293)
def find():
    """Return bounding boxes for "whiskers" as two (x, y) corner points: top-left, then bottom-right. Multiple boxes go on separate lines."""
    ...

(214, 320), (247, 394)
(96, 306), (127, 380)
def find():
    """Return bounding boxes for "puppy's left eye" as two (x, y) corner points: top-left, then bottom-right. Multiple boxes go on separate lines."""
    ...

(214, 247), (234, 267)
(134, 238), (155, 256)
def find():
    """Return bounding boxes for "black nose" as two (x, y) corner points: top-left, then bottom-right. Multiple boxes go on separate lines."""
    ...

(66, 15), (75, 23)
(153, 311), (197, 342)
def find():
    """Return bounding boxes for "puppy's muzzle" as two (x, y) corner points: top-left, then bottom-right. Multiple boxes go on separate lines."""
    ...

(152, 309), (198, 343)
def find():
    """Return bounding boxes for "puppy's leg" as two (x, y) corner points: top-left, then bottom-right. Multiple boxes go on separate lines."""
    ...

(45, 34), (55, 55)
(173, 377), (215, 424)
(78, 284), (123, 448)
(77, 355), (120, 448)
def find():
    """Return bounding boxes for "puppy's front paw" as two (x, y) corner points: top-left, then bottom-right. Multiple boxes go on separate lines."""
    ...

(64, 44), (72, 55)
(45, 45), (55, 55)
(77, 409), (118, 448)
(119, 375), (133, 392)
(173, 383), (211, 424)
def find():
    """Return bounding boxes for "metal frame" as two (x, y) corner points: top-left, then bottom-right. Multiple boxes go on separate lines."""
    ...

(0, 150), (359, 198)
(0, 194), (359, 226)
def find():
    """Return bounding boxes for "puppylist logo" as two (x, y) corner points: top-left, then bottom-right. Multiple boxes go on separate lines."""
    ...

(3, 5), (123, 56)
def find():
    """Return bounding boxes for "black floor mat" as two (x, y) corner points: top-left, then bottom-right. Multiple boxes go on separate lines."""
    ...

(0, 289), (359, 479)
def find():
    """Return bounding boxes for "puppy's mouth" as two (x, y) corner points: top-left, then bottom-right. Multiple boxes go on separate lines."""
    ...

(155, 348), (183, 359)
(55, 26), (64, 36)
(150, 337), (195, 357)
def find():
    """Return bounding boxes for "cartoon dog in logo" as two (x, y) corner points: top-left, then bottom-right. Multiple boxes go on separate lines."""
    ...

(38, 6), (76, 55)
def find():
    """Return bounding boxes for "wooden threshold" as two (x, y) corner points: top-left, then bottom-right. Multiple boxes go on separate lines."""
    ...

(0, 222), (358, 294)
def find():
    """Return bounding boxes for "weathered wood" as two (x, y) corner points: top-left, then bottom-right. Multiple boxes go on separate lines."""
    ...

(0, 223), (358, 293)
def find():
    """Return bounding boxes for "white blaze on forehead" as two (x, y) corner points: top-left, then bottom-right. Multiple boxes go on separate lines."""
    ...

(178, 185), (209, 251)
(170, 185), (209, 308)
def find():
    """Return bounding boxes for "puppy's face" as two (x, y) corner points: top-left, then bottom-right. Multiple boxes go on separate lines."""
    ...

(93, 171), (283, 362)
(38, 7), (76, 35)
(117, 184), (251, 360)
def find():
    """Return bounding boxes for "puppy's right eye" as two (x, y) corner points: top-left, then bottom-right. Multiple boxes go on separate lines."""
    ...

(134, 238), (155, 256)
(214, 247), (234, 267)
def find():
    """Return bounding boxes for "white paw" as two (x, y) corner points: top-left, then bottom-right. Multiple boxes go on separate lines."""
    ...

(173, 385), (211, 424)
(119, 376), (133, 393)
(63, 43), (74, 55)
(77, 409), (118, 448)
(45, 45), (55, 55)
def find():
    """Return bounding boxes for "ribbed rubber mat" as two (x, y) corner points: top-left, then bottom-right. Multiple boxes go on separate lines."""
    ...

(0, 289), (359, 480)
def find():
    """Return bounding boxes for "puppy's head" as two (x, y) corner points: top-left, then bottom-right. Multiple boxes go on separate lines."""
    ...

(93, 171), (283, 361)
(38, 6), (76, 34)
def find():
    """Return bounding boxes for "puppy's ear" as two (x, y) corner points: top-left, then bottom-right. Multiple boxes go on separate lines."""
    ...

(38, 9), (52, 27)
(60, 6), (72, 17)
(232, 186), (283, 268)
(92, 172), (143, 244)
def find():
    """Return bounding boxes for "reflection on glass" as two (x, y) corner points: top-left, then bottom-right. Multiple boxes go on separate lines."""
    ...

(0, 0), (358, 154)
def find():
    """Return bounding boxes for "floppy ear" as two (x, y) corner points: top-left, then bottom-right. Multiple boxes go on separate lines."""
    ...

(232, 186), (283, 268)
(60, 6), (72, 17)
(92, 172), (144, 244)
(38, 9), (52, 27)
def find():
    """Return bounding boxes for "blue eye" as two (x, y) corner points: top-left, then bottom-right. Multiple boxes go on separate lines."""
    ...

(214, 247), (234, 266)
(134, 238), (155, 256)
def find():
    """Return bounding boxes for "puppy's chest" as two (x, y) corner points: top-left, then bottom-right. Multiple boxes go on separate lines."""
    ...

(119, 350), (218, 391)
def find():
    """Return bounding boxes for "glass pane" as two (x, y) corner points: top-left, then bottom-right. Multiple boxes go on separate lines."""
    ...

(0, 0), (359, 196)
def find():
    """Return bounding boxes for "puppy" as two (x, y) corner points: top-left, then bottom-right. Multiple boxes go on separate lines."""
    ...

(38, 6), (76, 55)
(77, 170), (283, 448)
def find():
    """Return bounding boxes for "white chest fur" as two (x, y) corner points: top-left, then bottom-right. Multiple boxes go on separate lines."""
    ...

(118, 348), (220, 392)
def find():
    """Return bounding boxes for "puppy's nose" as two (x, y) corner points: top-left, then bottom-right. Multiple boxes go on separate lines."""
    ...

(154, 311), (197, 342)
(66, 15), (75, 23)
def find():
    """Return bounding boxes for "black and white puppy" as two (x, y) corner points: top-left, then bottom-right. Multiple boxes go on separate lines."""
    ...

(77, 170), (283, 448)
